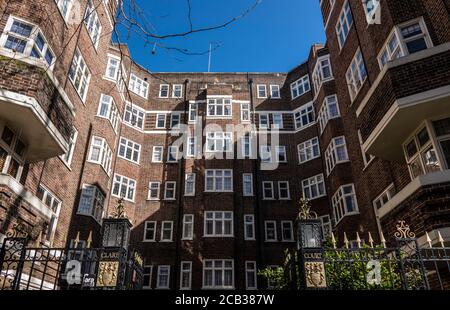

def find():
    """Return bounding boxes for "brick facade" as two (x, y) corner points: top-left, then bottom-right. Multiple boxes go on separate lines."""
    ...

(0, 0), (449, 290)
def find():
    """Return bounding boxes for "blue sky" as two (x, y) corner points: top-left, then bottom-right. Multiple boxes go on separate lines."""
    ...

(118, 0), (326, 72)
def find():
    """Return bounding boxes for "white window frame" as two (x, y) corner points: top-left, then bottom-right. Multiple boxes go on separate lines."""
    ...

(257, 84), (267, 99)
(346, 48), (367, 102)
(77, 184), (105, 223)
(205, 169), (233, 192)
(206, 132), (233, 153)
(259, 113), (269, 129)
(0, 16), (56, 70)
(204, 211), (234, 237)
(97, 94), (119, 132)
(332, 184), (359, 224)
(143, 221), (156, 242)
(202, 259), (234, 289)
(167, 145), (179, 163)
(84, 0), (102, 48)
(272, 113), (284, 129)
(152, 146), (164, 163)
(36, 184), (61, 244)
(336, 1), (354, 49)
(164, 182), (176, 200)
(87, 136), (112, 175)
(55, 0), (74, 21)
(68, 48), (91, 102)
(60, 127), (78, 167)
(294, 103), (315, 130)
(111, 174), (136, 202)
(123, 103), (145, 130)
(373, 184), (396, 210)
(118, 137), (141, 164)
(148, 182), (161, 201)
(281, 221), (294, 242)
(105, 55), (120, 81)
(278, 181), (291, 200)
(318, 95), (340, 134)
(320, 215), (332, 239)
(262, 181), (275, 200)
(244, 215), (255, 241)
(245, 261), (257, 290)
(290, 75), (311, 100)
(156, 266), (170, 289)
(358, 130), (375, 167)
(207, 98), (232, 118)
(298, 137), (320, 164)
(265, 221), (277, 242)
(143, 265), (153, 289)
(270, 85), (281, 99)
(184, 173), (196, 196)
(182, 215), (194, 240)
(129, 73), (149, 98)
(171, 113), (181, 129)
(302, 174), (327, 200)
(180, 261), (192, 290)
(161, 221), (173, 242)
(0, 124), (26, 181)
(312, 56), (333, 93)
(242, 174), (254, 197)
(188, 103), (198, 122)
(325, 136), (349, 175)
(159, 84), (169, 98)
(172, 84), (183, 98)
(241, 103), (251, 122)
(275, 146), (287, 163)
(187, 137), (197, 157)
(377, 17), (432, 69)
(260, 146), (272, 163)
(156, 114), (166, 129)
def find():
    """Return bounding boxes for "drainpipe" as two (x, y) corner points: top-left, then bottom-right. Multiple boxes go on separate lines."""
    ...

(173, 78), (189, 289)
(247, 75), (266, 278)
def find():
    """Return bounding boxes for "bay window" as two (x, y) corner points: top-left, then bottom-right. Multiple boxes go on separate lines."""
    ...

(78, 184), (105, 223)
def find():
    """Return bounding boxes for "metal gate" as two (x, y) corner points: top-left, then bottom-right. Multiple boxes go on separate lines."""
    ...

(288, 220), (450, 290)
(0, 235), (144, 290)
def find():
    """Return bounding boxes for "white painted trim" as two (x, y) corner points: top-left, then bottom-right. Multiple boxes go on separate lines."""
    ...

(378, 170), (450, 218)
(357, 42), (450, 117)
(0, 89), (69, 151)
(0, 174), (53, 219)
(362, 85), (450, 153)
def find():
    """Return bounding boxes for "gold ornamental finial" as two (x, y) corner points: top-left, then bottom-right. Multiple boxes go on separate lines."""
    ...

(438, 231), (445, 248)
(35, 231), (42, 248)
(74, 231), (80, 248)
(356, 232), (362, 248)
(343, 232), (349, 249)
(426, 232), (432, 248)
(111, 197), (127, 219)
(394, 220), (416, 239)
(297, 198), (318, 220)
(331, 232), (337, 249)
(86, 230), (93, 248)
(368, 232), (374, 248)
(380, 230), (386, 247)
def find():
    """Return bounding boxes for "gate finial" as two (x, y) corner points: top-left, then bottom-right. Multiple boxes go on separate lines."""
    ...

(394, 220), (416, 239)
(368, 232), (374, 248)
(111, 197), (127, 219)
(297, 198), (317, 220)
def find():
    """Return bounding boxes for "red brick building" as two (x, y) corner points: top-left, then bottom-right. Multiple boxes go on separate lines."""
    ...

(0, 0), (449, 290)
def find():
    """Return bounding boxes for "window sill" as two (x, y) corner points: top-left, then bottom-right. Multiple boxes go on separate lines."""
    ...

(143, 240), (156, 243)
